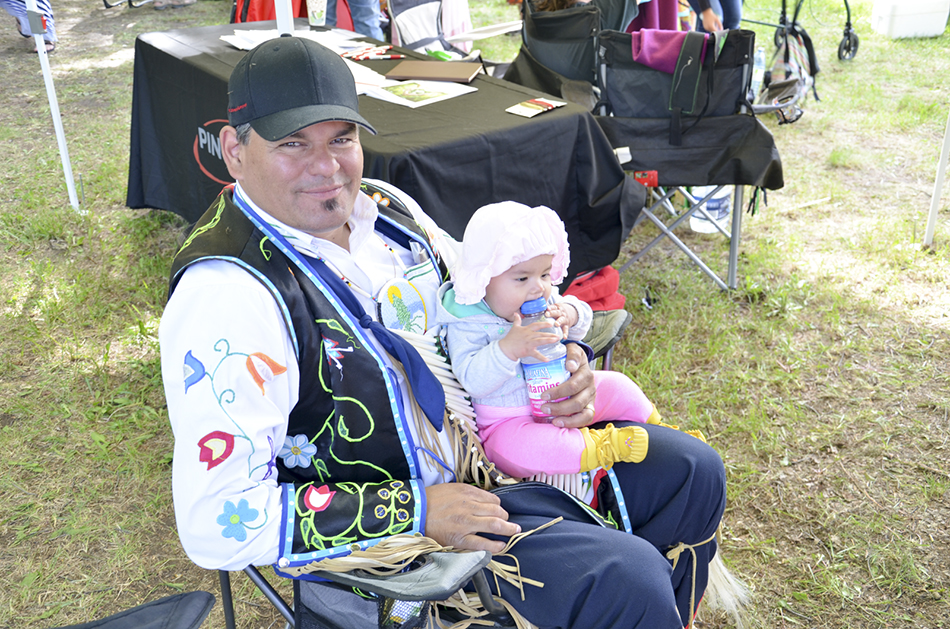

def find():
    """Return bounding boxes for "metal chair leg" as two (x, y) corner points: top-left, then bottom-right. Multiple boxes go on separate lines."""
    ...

(218, 570), (237, 629)
(244, 566), (296, 627)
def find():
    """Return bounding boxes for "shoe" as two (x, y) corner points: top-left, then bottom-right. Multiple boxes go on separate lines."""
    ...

(579, 423), (649, 472)
(33, 40), (55, 53)
(15, 19), (30, 38)
(153, 0), (171, 9)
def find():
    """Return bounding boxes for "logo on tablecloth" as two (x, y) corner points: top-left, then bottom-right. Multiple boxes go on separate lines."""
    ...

(193, 118), (232, 185)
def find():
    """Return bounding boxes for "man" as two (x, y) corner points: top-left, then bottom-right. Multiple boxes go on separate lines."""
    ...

(159, 36), (726, 629)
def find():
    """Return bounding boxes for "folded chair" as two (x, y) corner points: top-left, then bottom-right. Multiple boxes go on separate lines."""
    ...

(594, 28), (784, 289)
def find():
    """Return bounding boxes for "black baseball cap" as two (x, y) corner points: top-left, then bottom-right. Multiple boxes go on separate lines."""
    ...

(227, 36), (377, 141)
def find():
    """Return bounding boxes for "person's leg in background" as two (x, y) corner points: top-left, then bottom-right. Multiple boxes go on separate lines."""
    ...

(1, 0), (56, 51)
(687, 0), (741, 31)
(346, 0), (384, 40)
(325, 0), (337, 27)
(718, 0), (741, 29)
(610, 424), (727, 625)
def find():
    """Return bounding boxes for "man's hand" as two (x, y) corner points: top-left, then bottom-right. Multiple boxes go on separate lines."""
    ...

(424, 483), (521, 553)
(700, 7), (723, 32)
(497, 314), (562, 362)
(540, 342), (596, 428)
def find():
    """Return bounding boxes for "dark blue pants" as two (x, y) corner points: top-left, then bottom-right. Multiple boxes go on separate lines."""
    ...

(491, 424), (726, 629)
(688, 0), (743, 31)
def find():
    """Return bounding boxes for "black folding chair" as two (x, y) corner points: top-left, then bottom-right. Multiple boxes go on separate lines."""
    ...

(594, 28), (784, 289)
(52, 592), (214, 629)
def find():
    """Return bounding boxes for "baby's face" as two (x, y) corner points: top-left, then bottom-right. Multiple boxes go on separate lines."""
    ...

(483, 254), (555, 322)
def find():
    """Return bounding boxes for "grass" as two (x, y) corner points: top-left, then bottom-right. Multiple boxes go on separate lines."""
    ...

(1, 0), (949, 627)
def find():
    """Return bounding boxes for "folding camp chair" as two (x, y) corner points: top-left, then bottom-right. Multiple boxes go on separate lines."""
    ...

(216, 301), (633, 628)
(52, 592), (214, 629)
(593, 28), (784, 289)
(386, 0), (520, 58)
(502, 0), (636, 108)
(212, 178), (638, 629)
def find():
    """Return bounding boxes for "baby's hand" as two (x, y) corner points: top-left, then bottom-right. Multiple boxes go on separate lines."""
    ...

(498, 314), (563, 362)
(546, 303), (579, 336)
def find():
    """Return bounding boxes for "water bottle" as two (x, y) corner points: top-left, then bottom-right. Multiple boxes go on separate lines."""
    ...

(519, 297), (570, 422)
(749, 46), (766, 103)
(689, 185), (733, 234)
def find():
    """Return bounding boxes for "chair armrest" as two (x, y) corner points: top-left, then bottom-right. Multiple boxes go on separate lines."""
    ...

(309, 550), (492, 602)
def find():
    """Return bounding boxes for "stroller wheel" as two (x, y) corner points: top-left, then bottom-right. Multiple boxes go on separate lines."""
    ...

(837, 31), (859, 60)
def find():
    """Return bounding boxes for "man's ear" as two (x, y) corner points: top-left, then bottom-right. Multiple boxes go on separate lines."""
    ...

(220, 125), (244, 180)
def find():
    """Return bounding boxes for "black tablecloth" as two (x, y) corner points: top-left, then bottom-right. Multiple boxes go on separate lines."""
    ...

(127, 20), (643, 278)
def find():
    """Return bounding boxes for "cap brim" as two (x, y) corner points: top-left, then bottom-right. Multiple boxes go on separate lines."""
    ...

(250, 104), (377, 141)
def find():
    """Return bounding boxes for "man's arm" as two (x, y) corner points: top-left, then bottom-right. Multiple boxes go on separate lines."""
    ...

(161, 260), (425, 571)
(160, 261), (293, 570)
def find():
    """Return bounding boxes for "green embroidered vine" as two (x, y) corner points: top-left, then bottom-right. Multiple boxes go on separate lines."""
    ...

(178, 195), (225, 254)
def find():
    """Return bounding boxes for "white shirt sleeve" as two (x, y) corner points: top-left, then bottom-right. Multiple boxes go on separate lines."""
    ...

(159, 259), (299, 570)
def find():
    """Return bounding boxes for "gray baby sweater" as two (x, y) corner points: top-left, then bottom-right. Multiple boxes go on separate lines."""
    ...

(435, 282), (592, 408)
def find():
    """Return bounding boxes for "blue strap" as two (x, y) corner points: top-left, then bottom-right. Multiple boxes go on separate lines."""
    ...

(232, 192), (445, 431)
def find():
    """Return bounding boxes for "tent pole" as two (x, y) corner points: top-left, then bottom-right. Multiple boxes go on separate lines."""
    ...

(274, 0), (296, 34)
(25, 0), (80, 212)
(925, 108), (950, 248)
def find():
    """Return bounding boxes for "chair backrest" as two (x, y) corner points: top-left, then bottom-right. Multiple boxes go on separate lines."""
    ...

(387, 0), (456, 52)
(521, 0), (602, 84)
(598, 28), (755, 121)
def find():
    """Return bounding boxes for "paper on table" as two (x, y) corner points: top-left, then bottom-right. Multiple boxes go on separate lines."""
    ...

(220, 28), (366, 53)
(364, 79), (477, 108)
(345, 58), (388, 94)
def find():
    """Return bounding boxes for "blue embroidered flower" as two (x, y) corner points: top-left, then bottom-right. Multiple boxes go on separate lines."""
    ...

(279, 434), (318, 468)
(217, 499), (258, 542)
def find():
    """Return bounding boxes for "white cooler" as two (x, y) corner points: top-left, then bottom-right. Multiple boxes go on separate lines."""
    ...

(871, 0), (950, 38)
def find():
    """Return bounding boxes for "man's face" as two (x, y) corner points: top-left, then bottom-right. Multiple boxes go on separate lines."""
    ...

(221, 120), (363, 247)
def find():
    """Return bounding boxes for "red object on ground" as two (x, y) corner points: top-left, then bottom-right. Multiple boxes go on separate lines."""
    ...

(563, 266), (626, 311)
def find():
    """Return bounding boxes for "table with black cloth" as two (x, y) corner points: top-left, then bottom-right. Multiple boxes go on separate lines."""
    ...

(126, 20), (643, 279)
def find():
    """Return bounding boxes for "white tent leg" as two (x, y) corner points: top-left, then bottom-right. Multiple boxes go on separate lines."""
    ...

(26, 0), (80, 212)
(925, 108), (950, 248)
(274, 0), (296, 34)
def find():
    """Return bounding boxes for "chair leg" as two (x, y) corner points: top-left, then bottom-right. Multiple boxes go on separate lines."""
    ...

(218, 570), (237, 629)
(244, 566), (296, 627)
(726, 185), (745, 290)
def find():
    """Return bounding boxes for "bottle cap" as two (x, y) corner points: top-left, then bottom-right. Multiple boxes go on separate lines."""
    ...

(520, 297), (547, 315)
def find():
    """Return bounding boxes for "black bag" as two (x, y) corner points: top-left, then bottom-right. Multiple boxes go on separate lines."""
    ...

(597, 29), (756, 145)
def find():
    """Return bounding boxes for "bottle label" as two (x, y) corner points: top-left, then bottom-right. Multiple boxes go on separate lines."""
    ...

(523, 357), (570, 421)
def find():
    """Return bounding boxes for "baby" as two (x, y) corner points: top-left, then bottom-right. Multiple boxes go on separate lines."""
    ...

(436, 202), (661, 479)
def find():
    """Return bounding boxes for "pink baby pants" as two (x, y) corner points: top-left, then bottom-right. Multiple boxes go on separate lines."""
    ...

(474, 370), (655, 478)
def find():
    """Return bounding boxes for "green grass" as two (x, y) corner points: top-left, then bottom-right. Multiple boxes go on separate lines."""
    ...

(1, 0), (949, 626)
